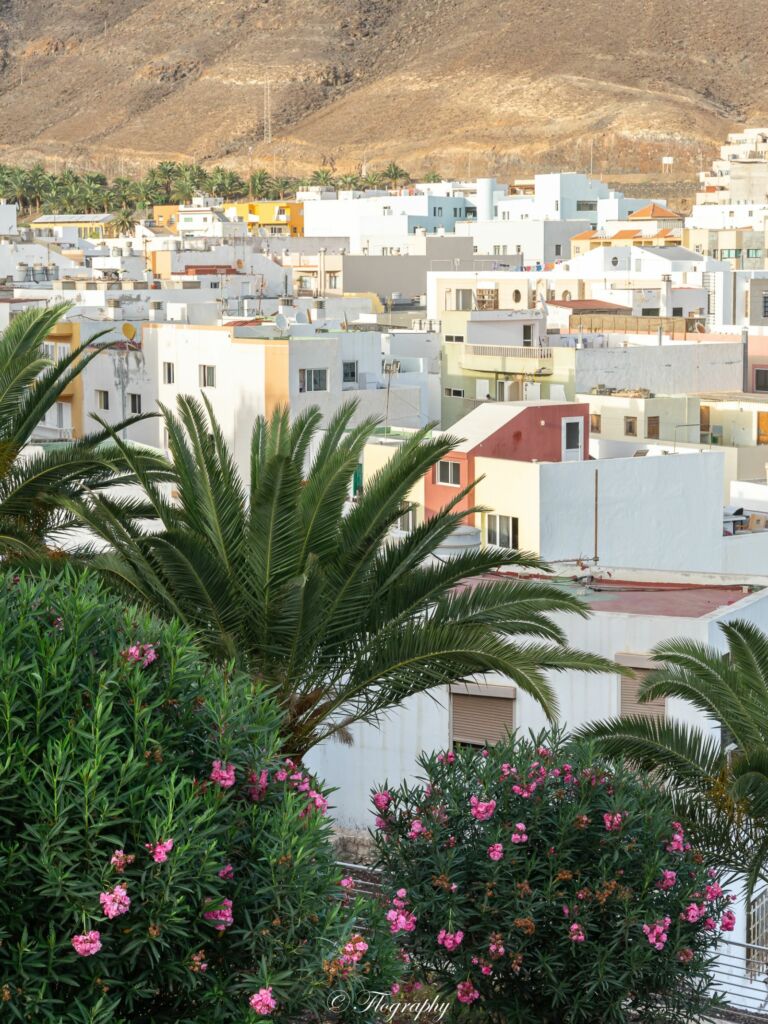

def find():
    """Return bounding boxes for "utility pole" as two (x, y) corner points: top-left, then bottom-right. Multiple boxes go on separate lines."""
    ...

(263, 80), (272, 145)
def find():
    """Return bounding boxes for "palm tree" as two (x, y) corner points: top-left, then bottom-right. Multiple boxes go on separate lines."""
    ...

(112, 207), (136, 235)
(0, 304), (166, 560)
(310, 168), (336, 187)
(5, 168), (30, 215)
(360, 171), (384, 191)
(72, 398), (609, 757)
(108, 177), (137, 210)
(579, 620), (768, 892)
(269, 177), (295, 200)
(383, 162), (410, 189)
(134, 180), (162, 214)
(152, 162), (179, 202)
(249, 168), (273, 199)
(25, 164), (50, 214)
(171, 165), (202, 204)
(422, 170), (443, 183)
(336, 173), (360, 190)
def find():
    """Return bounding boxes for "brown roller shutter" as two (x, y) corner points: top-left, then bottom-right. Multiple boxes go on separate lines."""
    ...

(451, 693), (516, 746)
(620, 669), (665, 720)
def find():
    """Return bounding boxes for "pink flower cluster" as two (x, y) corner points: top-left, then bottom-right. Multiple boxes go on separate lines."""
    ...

(656, 869), (677, 891)
(190, 949), (208, 973)
(99, 883), (131, 920)
(436, 751), (455, 765)
(677, 947), (694, 963)
(721, 910), (737, 932)
(340, 876), (355, 890)
(666, 821), (690, 854)
(511, 821), (528, 844)
(680, 903), (705, 924)
(386, 888), (417, 934)
(249, 987), (276, 1016)
(569, 923), (586, 943)
(603, 812), (623, 832)
(121, 643), (157, 668)
(210, 760), (236, 789)
(145, 838), (174, 863)
(456, 980), (480, 1004)
(408, 818), (426, 839)
(488, 842), (504, 861)
(470, 795), (496, 821)
(218, 863), (234, 880)
(489, 935), (505, 958)
(643, 916), (672, 950)
(72, 930), (102, 957)
(203, 896), (234, 931)
(275, 759), (328, 815)
(705, 882), (724, 901)
(339, 935), (369, 967)
(110, 849), (135, 873)
(247, 769), (269, 802)
(373, 790), (392, 812)
(437, 928), (464, 951)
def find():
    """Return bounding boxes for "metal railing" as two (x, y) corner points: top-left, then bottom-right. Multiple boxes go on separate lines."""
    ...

(708, 941), (768, 1018)
(463, 343), (553, 359)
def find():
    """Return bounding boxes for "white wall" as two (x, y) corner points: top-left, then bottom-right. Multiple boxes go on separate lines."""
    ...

(574, 343), (744, 394)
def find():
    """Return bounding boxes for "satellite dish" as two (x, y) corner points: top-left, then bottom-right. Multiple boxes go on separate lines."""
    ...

(275, 314), (288, 332)
(295, 310), (308, 324)
(122, 323), (137, 341)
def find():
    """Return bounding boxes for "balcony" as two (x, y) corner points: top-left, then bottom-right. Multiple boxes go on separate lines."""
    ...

(460, 343), (553, 374)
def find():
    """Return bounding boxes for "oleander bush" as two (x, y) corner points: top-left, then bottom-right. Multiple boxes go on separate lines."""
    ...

(0, 569), (399, 1023)
(373, 732), (734, 1024)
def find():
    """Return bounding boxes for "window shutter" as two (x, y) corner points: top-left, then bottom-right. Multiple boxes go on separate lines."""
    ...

(620, 669), (665, 720)
(451, 692), (515, 746)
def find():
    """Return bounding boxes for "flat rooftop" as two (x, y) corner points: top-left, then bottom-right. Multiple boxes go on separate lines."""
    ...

(484, 572), (761, 618)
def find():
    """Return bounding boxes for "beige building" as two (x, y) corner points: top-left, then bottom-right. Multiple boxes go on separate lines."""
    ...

(683, 225), (766, 270)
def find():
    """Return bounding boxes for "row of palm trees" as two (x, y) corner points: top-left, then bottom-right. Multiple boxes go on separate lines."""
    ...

(10, 304), (767, 889)
(0, 160), (426, 223)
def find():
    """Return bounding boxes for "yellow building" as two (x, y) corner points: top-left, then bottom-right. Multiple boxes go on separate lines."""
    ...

(225, 201), (304, 237)
(44, 320), (84, 436)
(30, 214), (117, 240)
(151, 205), (180, 233)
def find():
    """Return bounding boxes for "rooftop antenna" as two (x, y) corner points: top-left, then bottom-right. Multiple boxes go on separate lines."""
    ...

(263, 80), (272, 145)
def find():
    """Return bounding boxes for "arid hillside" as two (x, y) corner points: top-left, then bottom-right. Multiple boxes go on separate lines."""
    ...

(0, 0), (766, 178)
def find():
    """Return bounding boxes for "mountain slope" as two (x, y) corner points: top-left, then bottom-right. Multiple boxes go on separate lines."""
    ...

(0, 0), (765, 176)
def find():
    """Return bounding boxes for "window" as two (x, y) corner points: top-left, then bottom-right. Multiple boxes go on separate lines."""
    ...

(56, 343), (69, 361)
(162, 361), (175, 384)
(748, 248), (763, 259)
(492, 244), (508, 256)
(590, 413), (601, 433)
(763, 292), (768, 318)
(748, 888), (768, 978)
(43, 342), (56, 360)
(298, 368), (328, 393)
(327, 272), (339, 289)
(129, 393), (142, 415)
(395, 505), (417, 532)
(437, 460), (461, 486)
(342, 360), (358, 383)
(451, 687), (515, 747)
(444, 334), (464, 343)
(455, 288), (473, 311)
(564, 420), (581, 452)
(95, 389), (109, 411)
(719, 249), (742, 260)
(756, 369), (768, 392)
(522, 324), (533, 344)
(624, 416), (637, 436)
(555, 244), (562, 257)
(513, 289), (522, 303)
(576, 200), (597, 212)
(443, 387), (465, 398)
(554, 200), (559, 212)
(476, 288), (499, 311)
(198, 364), (216, 388)
(620, 668), (665, 720)
(641, 308), (660, 317)
(487, 513), (519, 549)
(646, 415), (660, 439)
(672, 306), (683, 317)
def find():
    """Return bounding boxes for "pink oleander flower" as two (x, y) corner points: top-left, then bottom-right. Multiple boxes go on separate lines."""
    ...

(488, 842), (504, 861)
(437, 928), (464, 951)
(110, 849), (135, 873)
(569, 923), (586, 943)
(703, 916), (717, 931)
(145, 838), (174, 863)
(677, 947), (694, 963)
(437, 751), (455, 765)
(721, 910), (737, 932)
(190, 949), (208, 973)
(141, 644), (157, 666)
(218, 864), (234, 880)
(386, 908), (417, 934)
(656, 869), (677, 891)
(72, 930), (102, 956)
(375, 815), (389, 830)
(121, 642), (157, 667)
(537, 745), (552, 757)
(210, 760), (236, 789)
(203, 896), (233, 931)
(456, 981), (480, 1005)
(603, 812), (623, 832)
(373, 790), (392, 812)
(408, 818), (426, 839)
(643, 916), (672, 950)
(247, 769), (269, 802)
(705, 882), (724, 901)
(680, 903), (705, 924)
(391, 983), (401, 996)
(511, 821), (528, 844)
(470, 795), (496, 821)
(249, 987), (277, 1015)
(339, 935), (369, 967)
(562, 904), (570, 917)
(481, 748), (489, 758)
(99, 883), (131, 919)
(340, 876), (355, 890)
(666, 821), (689, 853)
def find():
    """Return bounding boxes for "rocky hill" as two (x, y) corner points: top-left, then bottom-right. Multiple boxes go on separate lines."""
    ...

(0, 0), (766, 178)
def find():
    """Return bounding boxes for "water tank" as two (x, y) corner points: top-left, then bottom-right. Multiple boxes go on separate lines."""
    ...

(13, 262), (27, 283)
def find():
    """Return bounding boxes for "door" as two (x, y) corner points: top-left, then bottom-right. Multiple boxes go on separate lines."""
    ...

(562, 418), (584, 462)
(758, 412), (768, 446)
(700, 404), (710, 442)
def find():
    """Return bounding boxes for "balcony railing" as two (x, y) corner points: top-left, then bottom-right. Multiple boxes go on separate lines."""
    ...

(464, 344), (552, 359)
